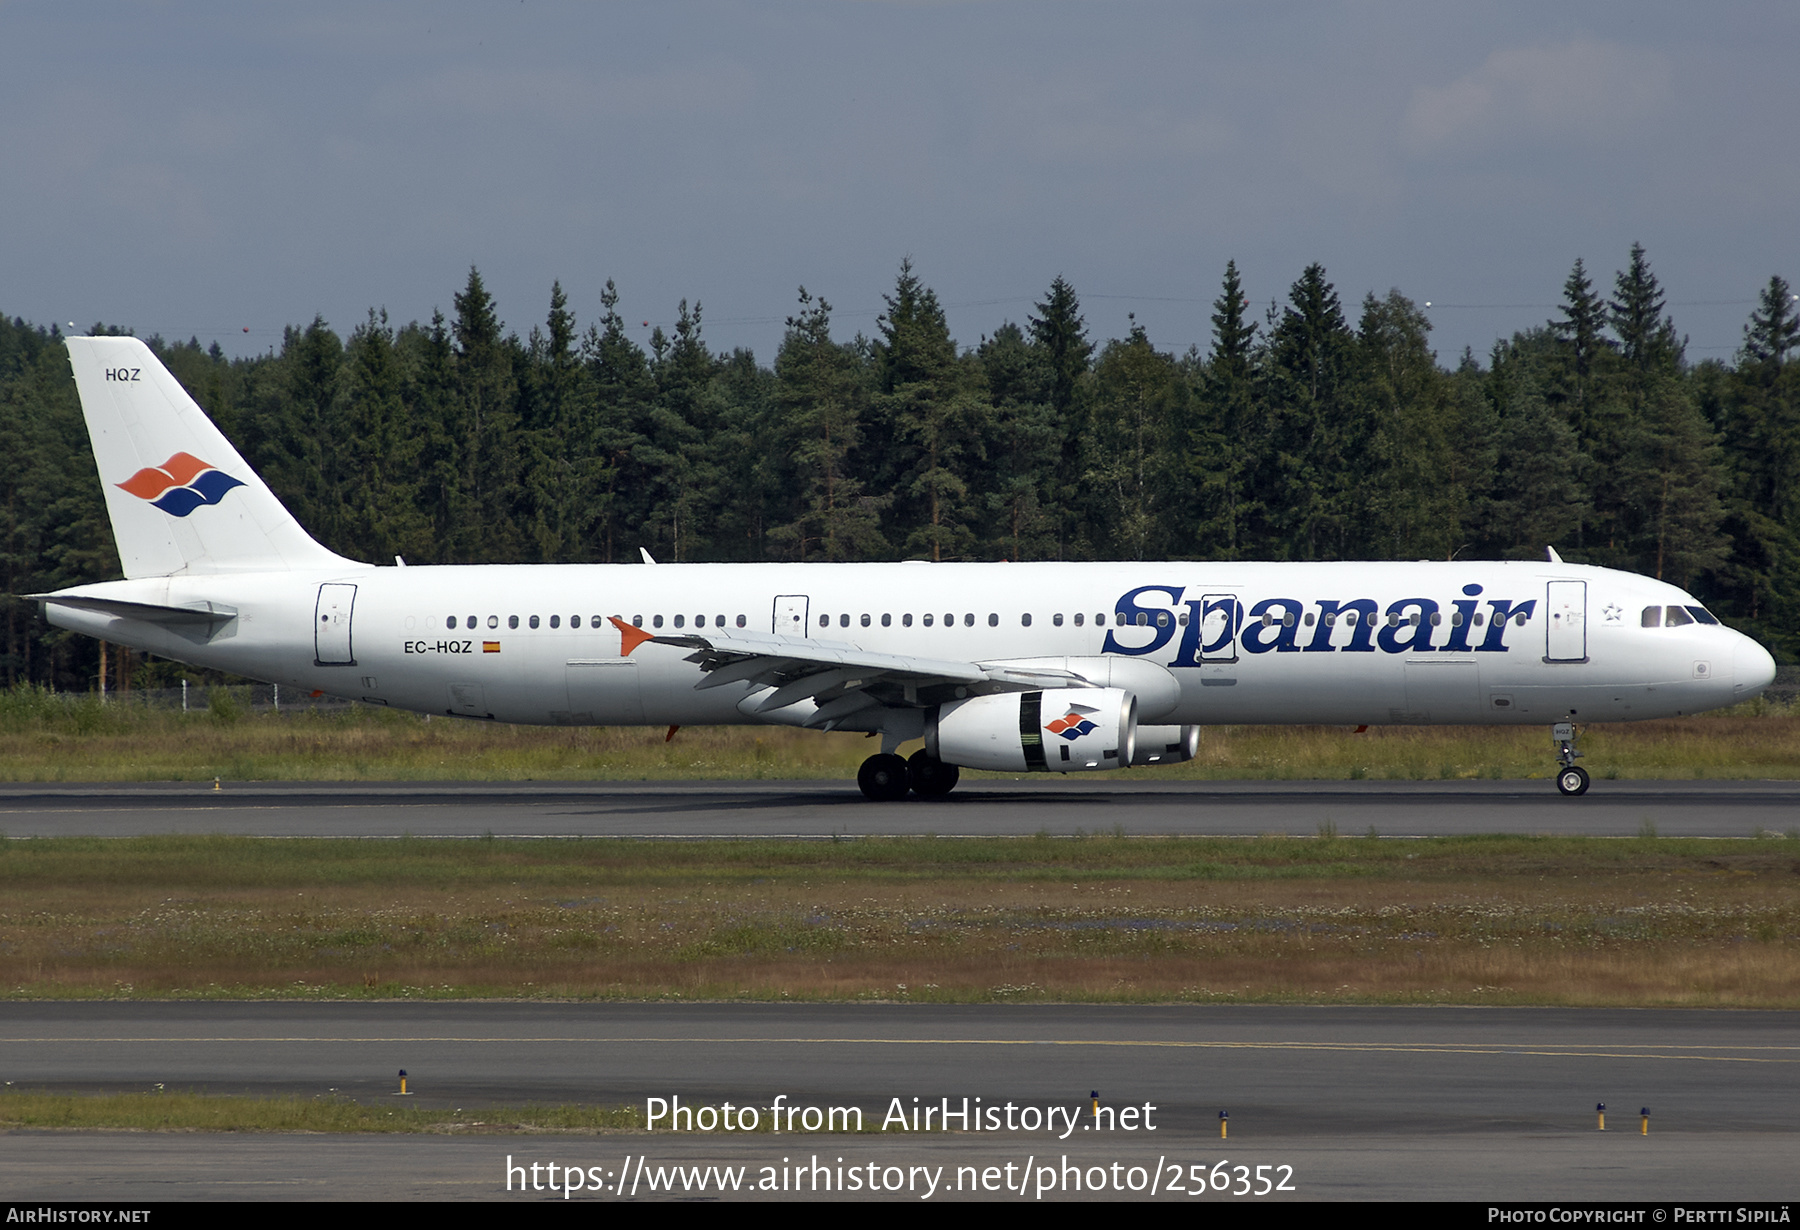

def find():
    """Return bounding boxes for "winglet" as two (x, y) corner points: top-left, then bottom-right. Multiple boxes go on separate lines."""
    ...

(609, 615), (656, 656)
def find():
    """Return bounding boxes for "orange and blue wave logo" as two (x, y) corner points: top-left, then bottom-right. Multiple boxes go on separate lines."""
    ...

(116, 453), (245, 517)
(1045, 711), (1097, 741)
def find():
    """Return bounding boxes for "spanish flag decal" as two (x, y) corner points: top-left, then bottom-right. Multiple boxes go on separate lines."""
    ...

(482, 641), (500, 653)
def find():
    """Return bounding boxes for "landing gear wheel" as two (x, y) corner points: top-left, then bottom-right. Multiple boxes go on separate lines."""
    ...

(907, 750), (960, 798)
(1556, 766), (1591, 796)
(857, 753), (911, 801)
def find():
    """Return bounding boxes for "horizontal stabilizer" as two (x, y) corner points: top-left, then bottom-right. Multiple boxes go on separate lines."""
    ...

(29, 593), (238, 625)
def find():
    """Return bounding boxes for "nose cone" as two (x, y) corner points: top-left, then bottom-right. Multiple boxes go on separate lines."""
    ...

(1733, 635), (1777, 699)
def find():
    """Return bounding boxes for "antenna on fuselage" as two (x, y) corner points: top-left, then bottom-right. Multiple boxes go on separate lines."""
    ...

(1546, 546), (1564, 564)
(639, 548), (658, 565)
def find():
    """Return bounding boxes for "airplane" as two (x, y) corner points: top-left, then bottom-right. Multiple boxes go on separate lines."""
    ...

(34, 336), (1778, 801)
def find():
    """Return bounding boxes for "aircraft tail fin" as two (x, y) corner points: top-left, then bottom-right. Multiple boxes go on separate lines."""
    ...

(64, 336), (362, 578)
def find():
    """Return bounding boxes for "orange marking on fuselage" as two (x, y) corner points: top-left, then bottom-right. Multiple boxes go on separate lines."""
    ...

(609, 616), (655, 656)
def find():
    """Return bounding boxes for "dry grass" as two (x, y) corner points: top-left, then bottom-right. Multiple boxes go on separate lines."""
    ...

(0, 1090), (641, 1133)
(4, 834), (1796, 1007)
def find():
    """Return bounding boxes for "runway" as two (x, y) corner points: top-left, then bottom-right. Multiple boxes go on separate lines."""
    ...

(0, 777), (1794, 838)
(2, 1003), (1794, 1201)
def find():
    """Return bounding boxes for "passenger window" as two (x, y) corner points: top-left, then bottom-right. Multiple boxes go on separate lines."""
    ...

(923, 614), (933, 627)
(819, 614), (829, 627)
(466, 616), (477, 629)
(1473, 613), (1484, 626)
(1096, 614), (1106, 626)
(508, 615), (519, 629)
(673, 615), (685, 628)
(1074, 613), (1085, 627)
(1053, 613), (1063, 626)
(552, 615), (563, 629)
(945, 613), (953, 626)
(1386, 612), (1399, 627)
(1642, 606), (1661, 627)
(1665, 606), (1694, 627)
(445, 616), (456, 630)
(1178, 612), (1189, 625)
(487, 615), (499, 629)
(964, 613), (974, 627)
(632, 615), (643, 627)
(1021, 613), (1032, 627)
(988, 613), (999, 627)
(1325, 613), (1337, 626)
(1304, 613), (1315, 626)
(881, 614), (891, 627)
(1450, 612), (1462, 627)
(1513, 612), (1527, 626)
(1282, 613), (1295, 628)
(572, 615), (583, 629)
(1261, 612), (1273, 627)
(1345, 611), (1358, 626)
(1430, 612), (1441, 626)
(902, 613), (913, 627)
(530, 615), (540, 629)
(860, 613), (870, 627)
(1688, 606), (1720, 625)
(652, 615), (663, 629)
(737, 615), (746, 628)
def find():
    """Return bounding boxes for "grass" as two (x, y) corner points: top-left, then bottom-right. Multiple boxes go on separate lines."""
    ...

(3, 833), (1797, 1007)
(0, 1089), (642, 1133)
(0, 684), (1794, 781)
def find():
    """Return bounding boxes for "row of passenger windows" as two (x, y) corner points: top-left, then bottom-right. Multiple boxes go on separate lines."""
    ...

(447, 614), (601, 630)
(445, 608), (1537, 633)
(1643, 605), (1719, 628)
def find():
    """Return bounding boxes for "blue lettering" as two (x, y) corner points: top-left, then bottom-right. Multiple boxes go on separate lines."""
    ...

(1242, 598), (1304, 654)
(1307, 598), (1378, 652)
(1103, 585), (1185, 656)
(1445, 584), (1482, 652)
(1377, 599), (1439, 654)
(1476, 599), (1536, 652)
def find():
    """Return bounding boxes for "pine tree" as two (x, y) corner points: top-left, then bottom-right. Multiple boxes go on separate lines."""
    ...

(873, 260), (988, 560)
(1611, 243), (1683, 377)
(769, 289), (886, 561)
(1192, 260), (1258, 557)
(1741, 276), (1800, 367)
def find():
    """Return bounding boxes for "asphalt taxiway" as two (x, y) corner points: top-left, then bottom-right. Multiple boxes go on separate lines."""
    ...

(0, 777), (1794, 838)
(2, 1003), (1794, 1201)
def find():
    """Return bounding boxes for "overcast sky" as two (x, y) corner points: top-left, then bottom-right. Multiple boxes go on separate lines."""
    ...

(4, 2), (1795, 368)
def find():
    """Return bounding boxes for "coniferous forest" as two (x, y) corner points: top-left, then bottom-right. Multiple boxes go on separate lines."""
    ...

(3, 246), (1798, 691)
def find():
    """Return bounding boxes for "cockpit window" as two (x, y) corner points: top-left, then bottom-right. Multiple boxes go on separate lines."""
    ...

(1641, 606), (1661, 628)
(1664, 606), (1694, 627)
(1687, 606), (1720, 625)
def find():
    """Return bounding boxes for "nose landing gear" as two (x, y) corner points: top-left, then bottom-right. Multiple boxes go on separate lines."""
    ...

(1553, 721), (1590, 796)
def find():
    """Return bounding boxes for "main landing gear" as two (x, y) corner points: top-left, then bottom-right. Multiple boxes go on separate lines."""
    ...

(855, 751), (960, 801)
(1552, 721), (1590, 796)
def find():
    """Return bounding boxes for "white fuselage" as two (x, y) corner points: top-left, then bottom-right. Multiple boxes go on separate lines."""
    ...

(45, 558), (1775, 729)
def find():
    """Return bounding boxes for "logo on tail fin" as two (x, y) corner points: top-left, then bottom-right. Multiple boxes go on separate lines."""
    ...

(116, 452), (245, 517)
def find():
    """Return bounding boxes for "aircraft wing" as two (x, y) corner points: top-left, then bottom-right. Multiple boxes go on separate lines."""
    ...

(609, 617), (1095, 728)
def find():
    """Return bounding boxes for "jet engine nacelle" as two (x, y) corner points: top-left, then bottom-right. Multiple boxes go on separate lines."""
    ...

(927, 687), (1137, 772)
(1129, 724), (1200, 766)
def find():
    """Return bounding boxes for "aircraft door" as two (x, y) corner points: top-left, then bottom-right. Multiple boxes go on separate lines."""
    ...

(773, 594), (809, 637)
(1198, 594), (1239, 662)
(314, 583), (357, 665)
(1545, 580), (1587, 663)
